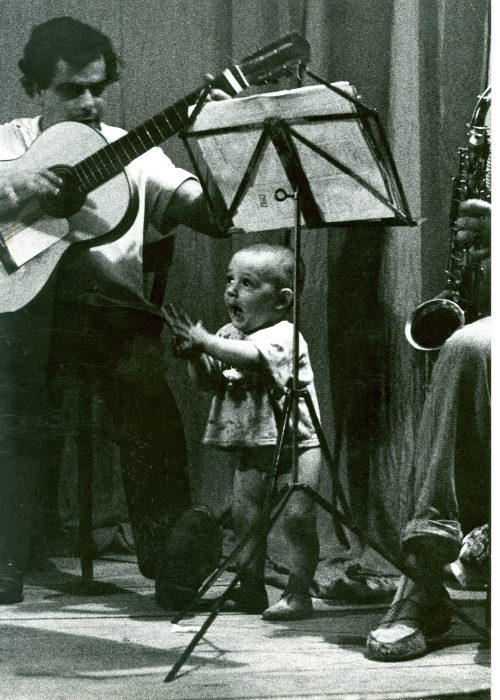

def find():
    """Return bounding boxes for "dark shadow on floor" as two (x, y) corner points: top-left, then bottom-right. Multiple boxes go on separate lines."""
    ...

(0, 625), (246, 680)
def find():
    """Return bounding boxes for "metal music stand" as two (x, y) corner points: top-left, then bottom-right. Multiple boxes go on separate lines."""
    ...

(164, 78), (486, 683)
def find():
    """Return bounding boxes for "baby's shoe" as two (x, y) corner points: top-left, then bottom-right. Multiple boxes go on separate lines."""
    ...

(262, 592), (313, 621)
(224, 570), (269, 613)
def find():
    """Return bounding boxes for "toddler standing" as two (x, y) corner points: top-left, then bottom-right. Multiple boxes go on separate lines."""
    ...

(165, 243), (321, 620)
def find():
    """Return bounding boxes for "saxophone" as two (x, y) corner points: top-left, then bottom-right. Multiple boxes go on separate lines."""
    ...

(406, 86), (491, 351)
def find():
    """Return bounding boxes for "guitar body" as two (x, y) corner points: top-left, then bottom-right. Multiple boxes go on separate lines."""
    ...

(0, 121), (136, 312)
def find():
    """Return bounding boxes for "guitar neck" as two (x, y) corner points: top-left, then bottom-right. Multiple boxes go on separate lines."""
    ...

(73, 69), (247, 193)
(66, 32), (310, 194)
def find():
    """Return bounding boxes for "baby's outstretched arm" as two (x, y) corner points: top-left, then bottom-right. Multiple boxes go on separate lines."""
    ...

(164, 303), (262, 368)
(163, 304), (205, 359)
(162, 304), (213, 389)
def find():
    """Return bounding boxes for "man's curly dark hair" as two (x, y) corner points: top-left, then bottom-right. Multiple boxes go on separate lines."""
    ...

(19, 16), (120, 97)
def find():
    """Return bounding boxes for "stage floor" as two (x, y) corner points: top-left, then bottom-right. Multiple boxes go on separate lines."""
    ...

(0, 556), (490, 699)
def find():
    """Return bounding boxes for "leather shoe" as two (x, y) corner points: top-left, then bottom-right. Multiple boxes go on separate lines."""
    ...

(132, 515), (171, 580)
(365, 584), (452, 661)
(155, 506), (222, 611)
(0, 560), (24, 604)
(223, 573), (269, 614)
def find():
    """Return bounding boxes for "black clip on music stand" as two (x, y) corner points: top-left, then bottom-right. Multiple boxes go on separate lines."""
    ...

(165, 77), (487, 683)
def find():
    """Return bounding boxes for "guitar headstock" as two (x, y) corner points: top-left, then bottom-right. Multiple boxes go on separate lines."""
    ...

(238, 32), (310, 86)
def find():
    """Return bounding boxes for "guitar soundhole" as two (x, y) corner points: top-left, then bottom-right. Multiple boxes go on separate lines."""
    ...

(40, 165), (86, 218)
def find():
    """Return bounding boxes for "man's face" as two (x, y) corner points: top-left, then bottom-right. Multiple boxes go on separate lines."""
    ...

(40, 56), (108, 130)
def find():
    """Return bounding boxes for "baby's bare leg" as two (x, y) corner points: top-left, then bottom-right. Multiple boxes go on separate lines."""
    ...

(232, 448), (273, 579)
(262, 446), (321, 620)
(228, 448), (274, 612)
(281, 446), (321, 591)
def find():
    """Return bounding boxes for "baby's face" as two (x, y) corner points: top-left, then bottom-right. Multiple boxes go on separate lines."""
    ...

(224, 250), (284, 334)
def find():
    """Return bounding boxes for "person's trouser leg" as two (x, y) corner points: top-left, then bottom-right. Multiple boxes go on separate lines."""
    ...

(107, 332), (191, 579)
(366, 318), (490, 660)
(0, 280), (56, 584)
(48, 304), (192, 579)
(402, 317), (491, 563)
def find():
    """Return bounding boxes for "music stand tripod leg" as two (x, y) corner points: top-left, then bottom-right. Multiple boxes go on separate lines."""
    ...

(165, 394), (300, 682)
(168, 482), (289, 627)
(301, 387), (351, 545)
(165, 481), (298, 682)
(168, 387), (295, 628)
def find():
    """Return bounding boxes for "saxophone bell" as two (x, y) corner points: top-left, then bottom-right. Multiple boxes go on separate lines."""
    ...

(405, 296), (465, 351)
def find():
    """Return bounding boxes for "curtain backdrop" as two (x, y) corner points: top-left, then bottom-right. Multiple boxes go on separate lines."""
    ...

(0, 0), (489, 568)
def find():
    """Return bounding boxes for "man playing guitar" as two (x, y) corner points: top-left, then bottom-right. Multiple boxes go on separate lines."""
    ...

(0, 16), (229, 604)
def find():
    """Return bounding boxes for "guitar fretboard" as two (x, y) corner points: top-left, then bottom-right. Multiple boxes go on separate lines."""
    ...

(73, 94), (193, 192)
(72, 66), (249, 194)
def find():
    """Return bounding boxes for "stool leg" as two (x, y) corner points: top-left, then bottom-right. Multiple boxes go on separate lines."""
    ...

(77, 380), (94, 584)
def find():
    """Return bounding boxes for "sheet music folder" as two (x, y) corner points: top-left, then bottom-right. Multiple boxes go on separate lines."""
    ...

(184, 82), (415, 232)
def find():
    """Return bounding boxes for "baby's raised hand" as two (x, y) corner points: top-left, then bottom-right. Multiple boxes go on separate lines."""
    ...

(163, 304), (206, 358)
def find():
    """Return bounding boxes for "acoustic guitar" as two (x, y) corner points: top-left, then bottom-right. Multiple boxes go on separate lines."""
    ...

(0, 33), (309, 312)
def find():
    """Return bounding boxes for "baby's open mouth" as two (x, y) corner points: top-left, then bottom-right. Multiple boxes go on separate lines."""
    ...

(229, 304), (243, 319)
